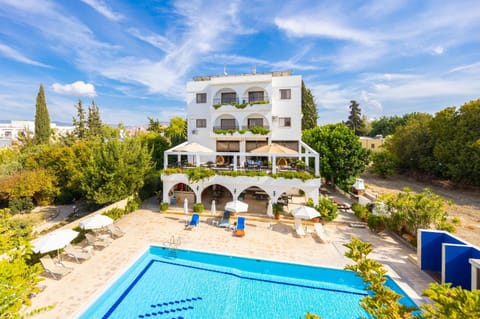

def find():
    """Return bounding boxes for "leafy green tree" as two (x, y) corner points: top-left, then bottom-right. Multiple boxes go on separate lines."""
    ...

(302, 124), (371, 186)
(80, 138), (152, 205)
(72, 99), (87, 139)
(447, 100), (480, 185)
(301, 81), (318, 130)
(139, 132), (170, 170)
(34, 84), (51, 145)
(384, 113), (434, 173)
(87, 100), (103, 138)
(165, 117), (187, 147)
(371, 150), (398, 178)
(147, 117), (164, 133)
(344, 236), (480, 319)
(345, 100), (366, 136)
(0, 209), (44, 317)
(344, 236), (417, 318)
(368, 115), (406, 137)
(379, 187), (453, 235)
(428, 107), (457, 179)
(422, 283), (480, 318)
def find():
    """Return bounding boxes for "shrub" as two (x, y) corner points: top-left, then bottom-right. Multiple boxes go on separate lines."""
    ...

(102, 208), (124, 220)
(367, 214), (386, 233)
(351, 203), (369, 221)
(193, 203), (204, 213)
(371, 150), (398, 178)
(316, 197), (338, 221)
(125, 195), (141, 214)
(9, 197), (34, 214)
(160, 202), (169, 211)
(272, 203), (284, 215)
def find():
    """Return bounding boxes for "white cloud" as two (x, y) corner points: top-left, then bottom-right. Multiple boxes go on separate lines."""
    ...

(127, 28), (175, 53)
(80, 0), (123, 21)
(0, 43), (50, 67)
(432, 46), (444, 55)
(275, 16), (376, 45)
(51, 81), (96, 97)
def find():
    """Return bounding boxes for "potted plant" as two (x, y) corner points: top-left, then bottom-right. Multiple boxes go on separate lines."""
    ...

(272, 203), (283, 220)
(193, 203), (204, 213)
(160, 202), (169, 212)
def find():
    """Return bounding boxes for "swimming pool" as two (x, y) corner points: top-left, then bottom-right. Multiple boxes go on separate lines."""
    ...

(79, 246), (416, 319)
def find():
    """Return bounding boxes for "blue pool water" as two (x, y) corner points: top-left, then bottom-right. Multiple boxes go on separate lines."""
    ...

(79, 247), (416, 319)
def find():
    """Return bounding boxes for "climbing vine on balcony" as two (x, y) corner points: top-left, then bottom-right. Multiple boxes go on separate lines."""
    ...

(213, 126), (270, 135)
(212, 100), (269, 110)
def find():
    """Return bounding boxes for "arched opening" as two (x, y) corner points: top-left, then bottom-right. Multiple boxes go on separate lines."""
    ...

(201, 184), (233, 212)
(166, 183), (197, 207)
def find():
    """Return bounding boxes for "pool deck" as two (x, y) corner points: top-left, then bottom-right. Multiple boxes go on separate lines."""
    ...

(28, 199), (435, 318)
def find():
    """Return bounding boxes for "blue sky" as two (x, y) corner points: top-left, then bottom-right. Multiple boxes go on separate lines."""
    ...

(0, 0), (479, 126)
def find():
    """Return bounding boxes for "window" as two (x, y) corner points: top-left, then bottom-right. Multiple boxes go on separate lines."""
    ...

(196, 93), (207, 103)
(216, 141), (240, 152)
(371, 144), (375, 149)
(248, 91), (264, 103)
(221, 92), (237, 104)
(248, 118), (263, 128)
(196, 119), (207, 128)
(220, 119), (236, 130)
(280, 89), (291, 100)
(279, 117), (291, 127)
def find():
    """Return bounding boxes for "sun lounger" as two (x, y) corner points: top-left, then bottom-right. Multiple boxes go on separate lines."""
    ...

(85, 233), (112, 249)
(64, 244), (92, 263)
(218, 211), (230, 228)
(314, 223), (329, 243)
(185, 213), (200, 230)
(294, 219), (306, 237)
(106, 223), (125, 239)
(40, 255), (73, 280)
(234, 216), (245, 237)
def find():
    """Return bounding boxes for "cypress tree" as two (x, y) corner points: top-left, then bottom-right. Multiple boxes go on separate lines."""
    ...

(34, 84), (51, 144)
(301, 81), (318, 130)
(87, 100), (103, 138)
(73, 99), (87, 139)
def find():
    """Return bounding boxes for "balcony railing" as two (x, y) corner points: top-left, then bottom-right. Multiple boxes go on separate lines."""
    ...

(213, 125), (239, 130)
(212, 97), (270, 106)
(241, 125), (270, 130)
(213, 97), (239, 105)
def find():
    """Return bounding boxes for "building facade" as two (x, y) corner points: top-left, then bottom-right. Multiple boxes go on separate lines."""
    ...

(162, 71), (321, 214)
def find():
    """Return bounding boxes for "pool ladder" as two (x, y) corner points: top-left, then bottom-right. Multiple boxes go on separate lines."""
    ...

(165, 235), (181, 258)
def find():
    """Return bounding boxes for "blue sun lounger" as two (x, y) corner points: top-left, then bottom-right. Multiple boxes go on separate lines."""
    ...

(234, 216), (245, 237)
(218, 211), (230, 228)
(185, 213), (200, 230)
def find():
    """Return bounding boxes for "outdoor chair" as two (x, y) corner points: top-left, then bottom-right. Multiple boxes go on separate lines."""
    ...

(185, 213), (200, 230)
(85, 233), (112, 249)
(294, 219), (306, 237)
(64, 244), (92, 263)
(218, 211), (230, 228)
(106, 223), (125, 239)
(234, 216), (245, 237)
(313, 223), (329, 243)
(40, 255), (73, 280)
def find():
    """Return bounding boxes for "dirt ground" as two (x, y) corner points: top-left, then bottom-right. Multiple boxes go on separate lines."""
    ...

(360, 170), (480, 247)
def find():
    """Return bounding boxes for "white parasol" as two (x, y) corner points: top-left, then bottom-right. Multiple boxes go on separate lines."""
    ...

(32, 229), (79, 255)
(225, 200), (248, 213)
(79, 214), (114, 230)
(291, 206), (320, 220)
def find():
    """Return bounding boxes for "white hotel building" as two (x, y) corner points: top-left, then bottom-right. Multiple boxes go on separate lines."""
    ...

(161, 71), (321, 213)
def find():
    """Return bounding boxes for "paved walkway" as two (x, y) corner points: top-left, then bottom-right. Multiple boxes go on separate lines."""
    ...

(27, 200), (435, 318)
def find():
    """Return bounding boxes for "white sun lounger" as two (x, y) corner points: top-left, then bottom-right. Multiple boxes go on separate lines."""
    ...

(314, 223), (329, 243)
(294, 219), (306, 237)
(64, 244), (92, 263)
(40, 255), (73, 280)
